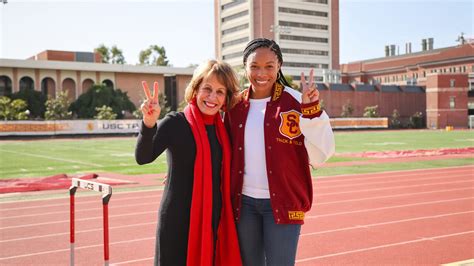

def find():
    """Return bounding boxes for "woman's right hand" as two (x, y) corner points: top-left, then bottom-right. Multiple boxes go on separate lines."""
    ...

(141, 81), (161, 128)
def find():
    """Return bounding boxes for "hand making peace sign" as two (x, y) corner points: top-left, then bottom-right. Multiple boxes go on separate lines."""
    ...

(300, 69), (320, 105)
(141, 81), (161, 128)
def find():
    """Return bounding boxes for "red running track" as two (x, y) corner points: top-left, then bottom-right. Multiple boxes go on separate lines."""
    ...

(0, 165), (473, 265)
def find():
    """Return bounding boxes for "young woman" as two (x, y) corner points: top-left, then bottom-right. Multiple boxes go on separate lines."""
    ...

(135, 60), (242, 266)
(225, 38), (335, 265)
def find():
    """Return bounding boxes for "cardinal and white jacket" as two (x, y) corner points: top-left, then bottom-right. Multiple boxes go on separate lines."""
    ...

(224, 83), (335, 225)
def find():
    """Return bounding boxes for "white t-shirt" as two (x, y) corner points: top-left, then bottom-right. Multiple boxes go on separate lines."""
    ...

(242, 97), (271, 199)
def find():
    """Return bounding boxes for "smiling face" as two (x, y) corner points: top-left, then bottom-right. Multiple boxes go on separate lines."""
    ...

(245, 47), (281, 99)
(195, 74), (227, 116)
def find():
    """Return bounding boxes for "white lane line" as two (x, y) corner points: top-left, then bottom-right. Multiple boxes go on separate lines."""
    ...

(0, 236), (155, 261)
(0, 221), (156, 243)
(315, 165), (474, 182)
(301, 210), (474, 237)
(0, 149), (103, 167)
(3, 187), (471, 220)
(1, 201), (157, 220)
(114, 257), (154, 265)
(296, 230), (474, 262)
(314, 187), (473, 205)
(3, 197), (472, 230)
(0, 210), (156, 230)
(315, 173), (473, 190)
(314, 166), (474, 184)
(0, 193), (161, 211)
(306, 197), (474, 219)
(317, 179), (473, 196)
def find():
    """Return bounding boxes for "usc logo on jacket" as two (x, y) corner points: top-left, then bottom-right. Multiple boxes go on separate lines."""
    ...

(279, 110), (302, 139)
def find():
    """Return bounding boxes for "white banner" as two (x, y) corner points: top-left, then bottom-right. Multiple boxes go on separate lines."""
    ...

(0, 120), (142, 136)
(0, 118), (389, 137)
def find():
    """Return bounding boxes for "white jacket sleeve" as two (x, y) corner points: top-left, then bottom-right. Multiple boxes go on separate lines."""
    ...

(299, 111), (335, 168)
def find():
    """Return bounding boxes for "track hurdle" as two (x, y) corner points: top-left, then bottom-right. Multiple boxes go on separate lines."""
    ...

(69, 177), (113, 266)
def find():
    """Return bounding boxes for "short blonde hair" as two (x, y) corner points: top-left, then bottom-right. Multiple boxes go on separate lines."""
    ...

(184, 60), (240, 110)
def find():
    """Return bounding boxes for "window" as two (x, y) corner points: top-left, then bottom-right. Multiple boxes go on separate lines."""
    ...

(280, 34), (328, 43)
(279, 20), (328, 30)
(280, 48), (328, 56)
(450, 79), (455, 87)
(222, 37), (249, 48)
(279, 7), (328, 17)
(449, 97), (455, 109)
(222, 23), (248, 35)
(221, 0), (246, 10)
(303, 0), (328, 4)
(222, 10), (248, 23)
(283, 62), (328, 69)
(223, 51), (242, 60)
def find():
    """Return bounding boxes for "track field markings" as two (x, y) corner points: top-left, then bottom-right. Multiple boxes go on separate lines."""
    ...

(0, 237), (155, 261)
(317, 180), (473, 196)
(301, 210), (474, 237)
(315, 187), (473, 205)
(0, 221), (156, 243)
(316, 166), (473, 183)
(315, 173), (472, 189)
(363, 142), (406, 145)
(0, 210), (156, 230)
(315, 165), (473, 180)
(296, 230), (474, 263)
(306, 197), (473, 219)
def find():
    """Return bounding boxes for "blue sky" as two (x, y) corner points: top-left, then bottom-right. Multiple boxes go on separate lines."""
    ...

(0, 0), (472, 67)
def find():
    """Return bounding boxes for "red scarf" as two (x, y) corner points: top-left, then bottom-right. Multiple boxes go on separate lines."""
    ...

(184, 101), (242, 266)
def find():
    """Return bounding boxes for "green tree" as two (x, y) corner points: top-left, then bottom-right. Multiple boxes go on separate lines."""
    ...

(363, 105), (379, 118)
(408, 111), (424, 128)
(69, 84), (135, 119)
(94, 105), (117, 120)
(158, 91), (171, 119)
(44, 91), (72, 120)
(95, 44), (110, 63)
(110, 46), (126, 64)
(177, 100), (187, 112)
(341, 102), (354, 117)
(139, 45), (169, 66)
(95, 44), (126, 64)
(0, 96), (29, 120)
(390, 109), (401, 128)
(11, 87), (47, 119)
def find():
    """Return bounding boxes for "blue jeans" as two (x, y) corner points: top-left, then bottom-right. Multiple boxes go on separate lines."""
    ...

(237, 195), (301, 266)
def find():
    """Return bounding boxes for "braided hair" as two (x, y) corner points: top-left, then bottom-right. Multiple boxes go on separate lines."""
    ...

(242, 38), (292, 88)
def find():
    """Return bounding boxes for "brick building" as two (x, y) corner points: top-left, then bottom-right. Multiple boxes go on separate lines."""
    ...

(337, 41), (474, 128)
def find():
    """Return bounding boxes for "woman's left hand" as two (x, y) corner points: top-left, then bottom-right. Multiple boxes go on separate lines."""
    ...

(301, 69), (320, 104)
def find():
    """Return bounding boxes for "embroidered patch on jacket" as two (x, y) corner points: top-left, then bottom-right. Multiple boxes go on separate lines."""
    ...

(272, 83), (283, 101)
(279, 110), (302, 139)
(288, 211), (305, 220)
(302, 103), (321, 116)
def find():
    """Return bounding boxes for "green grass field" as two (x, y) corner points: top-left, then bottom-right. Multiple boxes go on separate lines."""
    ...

(0, 130), (472, 180)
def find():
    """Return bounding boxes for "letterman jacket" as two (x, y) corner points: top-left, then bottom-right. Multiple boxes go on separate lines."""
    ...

(224, 83), (335, 225)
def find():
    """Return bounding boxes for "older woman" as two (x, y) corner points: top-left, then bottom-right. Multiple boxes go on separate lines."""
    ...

(135, 60), (242, 266)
